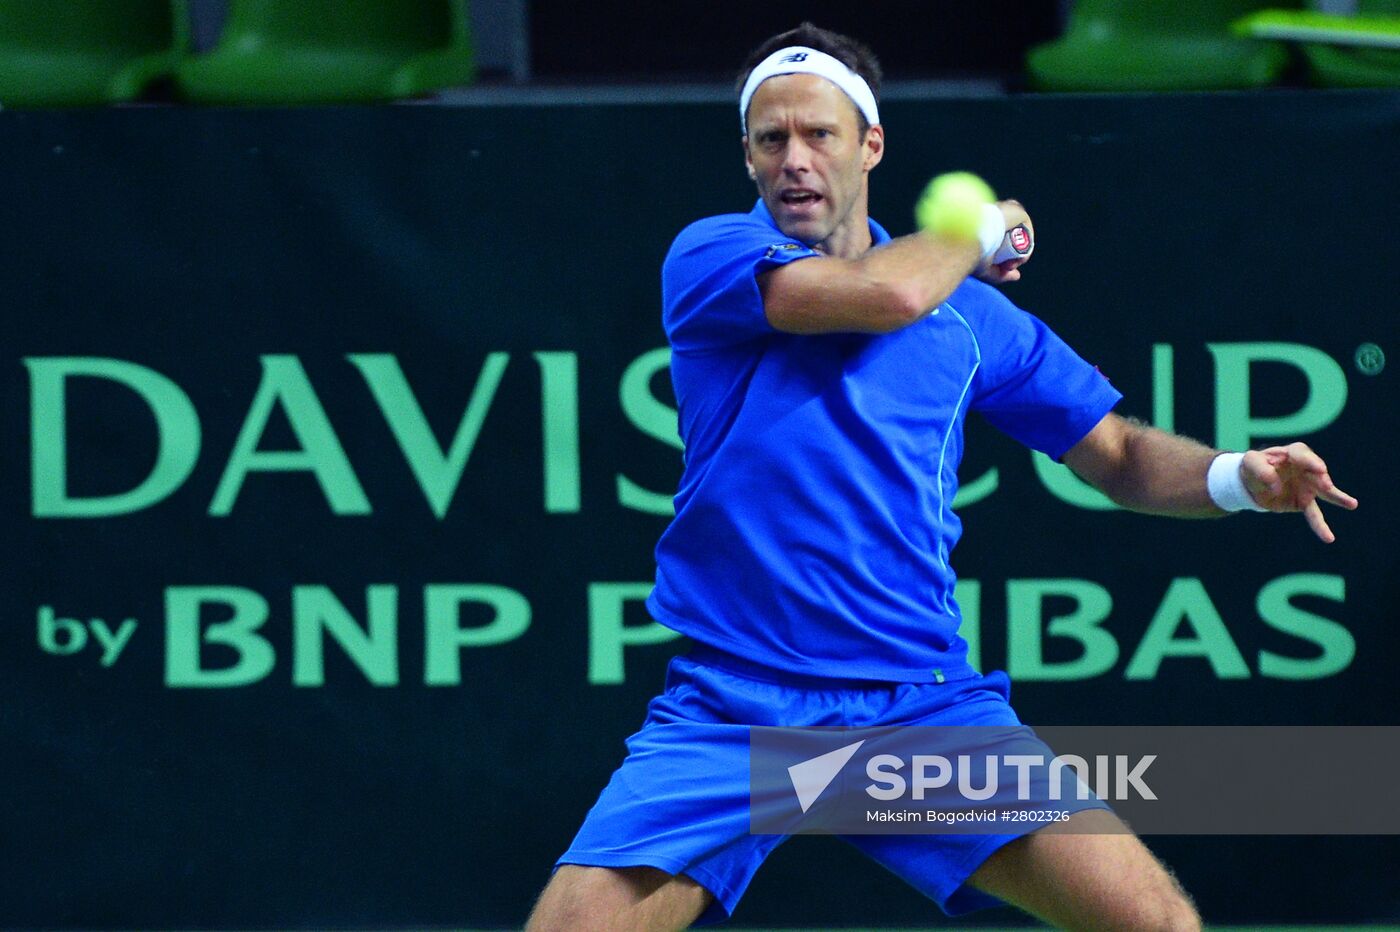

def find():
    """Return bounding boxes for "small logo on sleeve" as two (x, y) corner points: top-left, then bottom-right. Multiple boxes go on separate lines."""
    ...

(765, 242), (804, 259)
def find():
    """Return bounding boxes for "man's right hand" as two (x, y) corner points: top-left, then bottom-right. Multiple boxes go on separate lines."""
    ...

(977, 199), (1034, 284)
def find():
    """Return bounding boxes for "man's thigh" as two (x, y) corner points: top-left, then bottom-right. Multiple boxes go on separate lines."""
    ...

(526, 865), (712, 932)
(967, 809), (1200, 930)
(552, 660), (791, 923)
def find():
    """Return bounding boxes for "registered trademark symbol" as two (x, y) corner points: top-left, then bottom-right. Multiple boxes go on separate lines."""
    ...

(1354, 343), (1385, 376)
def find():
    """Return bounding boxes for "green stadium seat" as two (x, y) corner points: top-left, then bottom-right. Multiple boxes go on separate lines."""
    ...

(1028, 0), (1297, 92)
(1235, 1), (1400, 87)
(1304, 42), (1400, 86)
(175, 0), (475, 104)
(0, 0), (188, 107)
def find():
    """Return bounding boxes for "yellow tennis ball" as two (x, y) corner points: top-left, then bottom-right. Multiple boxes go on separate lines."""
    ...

(915, 171), (996, 240)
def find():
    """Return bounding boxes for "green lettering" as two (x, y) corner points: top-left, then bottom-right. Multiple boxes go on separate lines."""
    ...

(534, 352), (581, 514)
(36, 605), (86, 655)
(210, 356), (369, 516)
(1257, 573), (1352, 679)
(25, 357), (199, 517)
(1153, 343), (1175, 434)
(349, 352), (508, 519)
(1209, 342), (1348, 450)
(588, 582), (677, 684)
(165, 586), (274, 687)
(617, 349), (681, 515)
(1125, 578), (1249, 679)
(423, 584), (531, 685)
(292, 585), (399, 686)
(1007, 579), (1117, 680)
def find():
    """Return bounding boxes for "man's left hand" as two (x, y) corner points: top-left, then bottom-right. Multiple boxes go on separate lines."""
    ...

(1241, 443), (1359, 543)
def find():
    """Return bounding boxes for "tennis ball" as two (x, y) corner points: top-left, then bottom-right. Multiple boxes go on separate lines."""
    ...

(915, 171), (996, 241)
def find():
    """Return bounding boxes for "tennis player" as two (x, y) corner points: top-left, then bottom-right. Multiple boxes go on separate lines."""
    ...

(527, 22), (1357, 931)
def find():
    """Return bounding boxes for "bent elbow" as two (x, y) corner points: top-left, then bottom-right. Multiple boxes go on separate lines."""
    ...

(876, 283), (929, 333)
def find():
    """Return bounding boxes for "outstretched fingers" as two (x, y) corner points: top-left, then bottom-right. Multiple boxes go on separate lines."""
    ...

(1317, 483), (1359, 510)
(1281, 444), (1359, 511)
(1253, 443), (1358, 540)
(1303, 500), (1336, 544)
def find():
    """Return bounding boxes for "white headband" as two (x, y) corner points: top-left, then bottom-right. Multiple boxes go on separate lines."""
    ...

(738, 46), (880, 133)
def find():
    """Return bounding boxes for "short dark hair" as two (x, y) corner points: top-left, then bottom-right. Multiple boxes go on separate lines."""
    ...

(737, 23), (883, 135)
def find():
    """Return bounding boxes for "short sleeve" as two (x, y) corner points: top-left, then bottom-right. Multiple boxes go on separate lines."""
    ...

(661, 213), (819, 353)
(955, 281), (1122, 460)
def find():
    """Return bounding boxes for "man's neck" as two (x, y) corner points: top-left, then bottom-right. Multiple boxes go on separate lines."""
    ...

(813, 197), (874, 259)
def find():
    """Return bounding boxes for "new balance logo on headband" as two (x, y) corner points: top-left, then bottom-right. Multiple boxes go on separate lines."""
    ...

(739, 46), (881, 132)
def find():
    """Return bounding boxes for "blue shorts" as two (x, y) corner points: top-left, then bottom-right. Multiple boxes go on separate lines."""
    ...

(557, 647), (1107, 925)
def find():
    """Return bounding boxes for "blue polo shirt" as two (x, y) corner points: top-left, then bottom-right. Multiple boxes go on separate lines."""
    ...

(647, 200), (1121, 682)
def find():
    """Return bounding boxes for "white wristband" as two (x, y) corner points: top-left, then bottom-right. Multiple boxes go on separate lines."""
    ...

(1207, 452), (1268, 513)
(977, 203), (1005, 261)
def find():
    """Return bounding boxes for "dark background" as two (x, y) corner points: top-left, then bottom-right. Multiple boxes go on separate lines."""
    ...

(529, 1), (1062, 82)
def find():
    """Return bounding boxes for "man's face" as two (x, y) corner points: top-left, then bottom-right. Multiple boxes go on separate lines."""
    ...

(743, 73), (883, 253)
